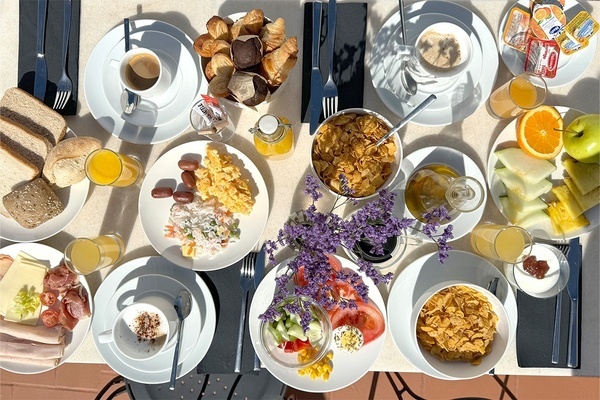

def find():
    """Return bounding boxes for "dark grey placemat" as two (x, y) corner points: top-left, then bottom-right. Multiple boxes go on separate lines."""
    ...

(18, 0), (80, 115)
(301, 2), (368, 123)
(516, 246), (582, 368)
(196, 262), (257, 375)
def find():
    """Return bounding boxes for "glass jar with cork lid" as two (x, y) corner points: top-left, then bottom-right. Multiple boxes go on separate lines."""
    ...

(250, 114), (294, 157)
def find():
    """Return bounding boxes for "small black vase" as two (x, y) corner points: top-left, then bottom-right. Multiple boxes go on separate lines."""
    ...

(352, 235), (398, 263)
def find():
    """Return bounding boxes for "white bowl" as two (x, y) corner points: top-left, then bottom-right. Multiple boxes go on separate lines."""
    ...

(411, 281), (510, 380)
(310, 108), (403, 201)
(414, 22), (473, 80)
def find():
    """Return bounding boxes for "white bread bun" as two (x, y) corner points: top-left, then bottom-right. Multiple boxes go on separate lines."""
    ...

(43, 137), (102, 188)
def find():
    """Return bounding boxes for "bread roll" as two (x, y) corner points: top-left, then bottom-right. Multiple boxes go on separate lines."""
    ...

(43, 137), (102, 188)
(3, 178), (64, 229)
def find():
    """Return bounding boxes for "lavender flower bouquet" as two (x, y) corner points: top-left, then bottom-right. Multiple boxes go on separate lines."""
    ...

(259, 175), (454, 331)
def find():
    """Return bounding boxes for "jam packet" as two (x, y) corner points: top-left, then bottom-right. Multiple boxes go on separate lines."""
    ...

(556, 11), (599, 55)
(524, 36), (560, 78)
(530, 4), (566, 40)
(502, 7), (532, 52)
(190, 95), (230, 134)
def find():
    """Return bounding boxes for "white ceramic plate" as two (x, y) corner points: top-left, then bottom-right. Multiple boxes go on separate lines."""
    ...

(487, 106), (598, 240)
(0, 243), (93, 374)
(394, 146), (487, 241)
(387, 250), (517, 380)
(249, 254), (387, 393)
(498, 0), (597, 88)
(92, 256), (216, 384)
(382, 13), (483, 112)
(139, 141), (269, 271)
(370, 1), (499, 126)
(0, 129), (89, 243)
(84, 19), (207, 144)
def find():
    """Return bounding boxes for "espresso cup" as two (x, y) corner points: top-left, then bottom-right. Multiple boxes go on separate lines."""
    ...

(119, 48), (171, 98)
(98, 295), (178, 361)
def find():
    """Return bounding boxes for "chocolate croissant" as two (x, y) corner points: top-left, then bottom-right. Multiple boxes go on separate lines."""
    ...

(260, 36), (298, 86)
(261, 18), (286, 53)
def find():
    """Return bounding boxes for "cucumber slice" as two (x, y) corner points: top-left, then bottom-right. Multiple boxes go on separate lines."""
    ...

(306, 321), (323, 344)
(266, 324), (283, 345)
(287, 324), (307, 342)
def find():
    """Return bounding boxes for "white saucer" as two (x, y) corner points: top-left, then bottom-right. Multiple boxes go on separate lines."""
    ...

(498, 0), (597, 88)
(249, 255), (387, 393)
(0, 129), (89, 243)
(383, 13), (483, 112)
(84, 19), (207, 144)
(387, 250), (517, 380)
(370, 1), (499, 126)
(92, 256), (216, 384)
(394, 146), (487, 241)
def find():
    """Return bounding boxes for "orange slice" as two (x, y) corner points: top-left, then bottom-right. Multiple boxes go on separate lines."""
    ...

(516, 105), (564, 159)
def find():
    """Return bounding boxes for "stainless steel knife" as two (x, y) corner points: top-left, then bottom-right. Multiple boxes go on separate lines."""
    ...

(252, 243), (267, 371)
(309, 1), (323, 135)
(566, 237), (581, 368)
(33, 0), (49, 101)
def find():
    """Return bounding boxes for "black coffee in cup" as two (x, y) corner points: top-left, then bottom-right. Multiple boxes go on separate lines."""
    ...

(125, 53), (160, 90)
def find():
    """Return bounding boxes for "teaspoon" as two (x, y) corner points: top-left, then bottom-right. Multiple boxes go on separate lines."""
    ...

(121, 18), (139, 114)
(169, 291), (192, 390)
(375, 94), (436, 147)
(398, 0), (418, 96)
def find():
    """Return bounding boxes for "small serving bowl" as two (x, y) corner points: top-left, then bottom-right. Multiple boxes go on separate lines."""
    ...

(411, 281), (510, 379)
(310, 108), (403, 201)
(259, 295), (332, 369)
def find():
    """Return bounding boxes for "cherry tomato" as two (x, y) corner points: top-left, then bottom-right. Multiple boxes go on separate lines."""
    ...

(40, 291), (56, 307)
(279, 338), (312, 353)
(329, 300), (385, 345)
(41, 309), (60, 327)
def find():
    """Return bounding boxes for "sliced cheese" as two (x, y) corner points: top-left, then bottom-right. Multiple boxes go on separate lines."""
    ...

(496, 168), (552, 201)
(564, 177), (600, 212)
(0, 251), (47, 325)
(495, 147), (557, 184)
(562, 158), (600, 195)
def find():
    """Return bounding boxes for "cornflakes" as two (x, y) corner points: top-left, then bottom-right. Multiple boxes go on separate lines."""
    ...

(312, 113), (397, 197)
(416, 285), (498, 365)
(194, 145), (255, 215)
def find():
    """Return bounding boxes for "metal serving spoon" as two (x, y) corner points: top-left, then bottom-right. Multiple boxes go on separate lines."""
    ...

(398, 0), (418, 96)
(375, 94), (437, 147)
(121, 18), (139, 114)
(169, 291), (192, 390)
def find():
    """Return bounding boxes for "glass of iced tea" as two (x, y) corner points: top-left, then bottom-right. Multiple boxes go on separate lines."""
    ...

(85, 149), (143, 187)
(487, 72), (547, 119)
(470, 224), (532, 264)
(64, 234), (125, 275)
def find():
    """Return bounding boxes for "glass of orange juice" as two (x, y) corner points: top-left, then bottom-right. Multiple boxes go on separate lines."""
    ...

(470, 224), (532, 264)
(85, 149), (143, 187)
(487, 72), (547, 119)
(64, 234), (125, 275)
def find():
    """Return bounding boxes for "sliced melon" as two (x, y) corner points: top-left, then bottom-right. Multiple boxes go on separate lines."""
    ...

(547, 201), (589, 235)
(506, 188), (548, 212)
(562, 158), (600, 195)
(495, 147), (557, 184)
(500, 196), (551, 228)
(564, 177), (600, 212)
(551, 185), (584, 219)
(496, 168), (552, 201)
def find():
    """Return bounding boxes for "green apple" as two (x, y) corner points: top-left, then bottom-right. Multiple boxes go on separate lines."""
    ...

(563, 114), (600, 163)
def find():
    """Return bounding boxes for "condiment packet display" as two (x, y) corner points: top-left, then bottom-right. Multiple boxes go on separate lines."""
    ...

(556, 11), (600, 55)
(524, 37), (560, 78)
(530, 4), (566, 40)
(190, 95), (230, 134)
(502, 7), (531, 52)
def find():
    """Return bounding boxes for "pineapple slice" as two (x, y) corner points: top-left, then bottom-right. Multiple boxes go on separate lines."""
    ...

(495, 147), (557, 184)
(562, 158), (600, 195)
(506, 188), (548, 212)
(499, 196), (551, 228)
(563, 177), (600, 212)
(496, 168), (552, 201)
(547, 201), (589, 235)
(551, 185), (584, 219)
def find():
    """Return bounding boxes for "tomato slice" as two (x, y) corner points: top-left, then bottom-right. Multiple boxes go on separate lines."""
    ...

(41, 309), (60, 327)
(294, 254), (342, 287)
(40, 291), (57, 307)
(329, 300), (385, 345)
(280, 338), (312, 353)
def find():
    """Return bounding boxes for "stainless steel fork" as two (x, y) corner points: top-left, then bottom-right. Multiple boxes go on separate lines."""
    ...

(551, 243), (569, 364)
(234, 251), (257, 373)
(321, 0), (338, 118)
(53, 0), (72, 110)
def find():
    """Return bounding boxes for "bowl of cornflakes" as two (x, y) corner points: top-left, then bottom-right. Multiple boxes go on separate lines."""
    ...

(411, 281), (510, 379)
(310, 108), (403, 200)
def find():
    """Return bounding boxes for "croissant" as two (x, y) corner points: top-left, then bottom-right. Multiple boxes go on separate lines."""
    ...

(207, 16), (229, 40)
(229, 19), (249, 41)
(260, 36), (298, 86)
(210, 39), (231, 57)
(241, 9), (265, 36)
(208, 74), (231, 98)
(194, 33), (213, 57)
(205, 60), (215, 81)
(211, 53), (235, 77)
(260, 18), (286, 53)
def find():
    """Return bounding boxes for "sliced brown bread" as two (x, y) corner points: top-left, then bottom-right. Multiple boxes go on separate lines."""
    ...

(0, 87), (66, 146)
(0, 117), (52, 171)
(0, 143), (40, 217)
(2, 178), (64, 229)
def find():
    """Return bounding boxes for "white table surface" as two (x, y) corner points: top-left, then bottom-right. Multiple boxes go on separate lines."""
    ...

(1, 0), (598, 378)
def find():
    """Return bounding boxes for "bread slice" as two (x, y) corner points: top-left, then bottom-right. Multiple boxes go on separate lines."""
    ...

(0, 143), (40, 217)
(0, 87), (66, 146)
(2, 178), (64, 229)
(43, 136), (102, 188)
(0, 117), (52, 171)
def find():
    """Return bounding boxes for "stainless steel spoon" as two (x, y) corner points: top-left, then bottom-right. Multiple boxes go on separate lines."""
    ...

(169, 291), (192, 390)
(398, 0), (418, 96)
(375, 94), (436, 147)
(121, 18), (139, 114)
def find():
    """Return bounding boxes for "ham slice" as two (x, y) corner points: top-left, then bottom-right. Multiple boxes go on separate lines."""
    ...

(43, 265), (78, 294)
(0, 333), (65, 359)
(0, 355), (60, 367)
(58, 301), (78, 332)
(0, 319), (64, 344)
(62, 289), (91, 320)
(0, 254), (13, 280)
